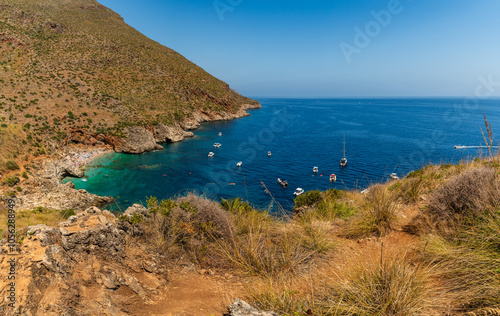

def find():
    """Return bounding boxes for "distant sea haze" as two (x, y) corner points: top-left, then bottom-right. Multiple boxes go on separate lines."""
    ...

(64, 98), (500, 213)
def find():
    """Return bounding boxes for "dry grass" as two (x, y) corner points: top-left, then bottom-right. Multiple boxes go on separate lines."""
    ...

(343, 184), (398, 238)
(0, 207), (74, 239)
(316, 251), (444, 316)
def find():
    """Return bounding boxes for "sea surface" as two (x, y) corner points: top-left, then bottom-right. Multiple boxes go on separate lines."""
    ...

(63, 98), (500, 213)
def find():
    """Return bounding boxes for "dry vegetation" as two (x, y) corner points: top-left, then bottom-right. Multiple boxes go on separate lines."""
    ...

(3, 155), (500, 314)
(0, 0), (258, 167)
(102, 155), (500, 315)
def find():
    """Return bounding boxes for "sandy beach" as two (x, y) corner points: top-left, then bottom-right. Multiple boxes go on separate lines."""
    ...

(63, 147), (112, 168)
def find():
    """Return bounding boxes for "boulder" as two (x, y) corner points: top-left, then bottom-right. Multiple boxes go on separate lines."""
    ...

(227, 299), (279, 316)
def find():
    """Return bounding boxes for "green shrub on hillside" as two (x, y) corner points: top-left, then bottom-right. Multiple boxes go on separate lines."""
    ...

(5, 160), (19, 170)
(3, 176), (20, 187)
(294, 190), (322, 208)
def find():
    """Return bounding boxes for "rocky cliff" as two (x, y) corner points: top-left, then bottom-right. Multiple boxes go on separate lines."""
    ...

(0, 207), (168, 315)
(0, 0), (260, 161)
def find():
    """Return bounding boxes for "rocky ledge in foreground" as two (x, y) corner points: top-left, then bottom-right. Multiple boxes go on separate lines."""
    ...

(0, 207), (168, 316)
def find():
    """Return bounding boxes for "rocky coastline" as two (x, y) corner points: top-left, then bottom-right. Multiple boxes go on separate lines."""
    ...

(0, 102), (260, 212)
(71, 103), (261, 155)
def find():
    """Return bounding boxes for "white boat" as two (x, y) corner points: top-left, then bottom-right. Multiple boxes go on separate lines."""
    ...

(208, 152), (215, 158)
(218, 132), (222, 136)
(268, 151), (272, 156)
(82, 178), (88, 182)
(236, 161), (242, 167)
(213, 143), (221, 148)
(313, 166), (318, 173)
(340, 135), (347, 167)
(454, 145), (466, 149)
(277, 178), (288, 187)
(330, 174), (336, 182)
(390, 173), (399, 180)
(293, 188), (305, 197)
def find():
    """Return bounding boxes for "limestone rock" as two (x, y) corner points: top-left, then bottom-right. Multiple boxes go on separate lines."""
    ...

(0, 207), (168, 315)
(124, 203), (148, 218)
(43, 158), (84, 179)
(227, 298), (279, 316)
(114, 126), (163, 154)
(153, 123), (194, 143)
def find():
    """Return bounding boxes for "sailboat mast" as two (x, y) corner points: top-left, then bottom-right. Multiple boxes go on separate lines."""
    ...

(343, 135), (346, 158)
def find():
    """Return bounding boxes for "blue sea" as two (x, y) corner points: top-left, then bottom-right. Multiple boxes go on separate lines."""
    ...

(63, 98), (500, 213)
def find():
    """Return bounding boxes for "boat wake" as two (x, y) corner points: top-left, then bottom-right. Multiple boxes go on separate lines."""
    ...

(454, 145), (498, 149)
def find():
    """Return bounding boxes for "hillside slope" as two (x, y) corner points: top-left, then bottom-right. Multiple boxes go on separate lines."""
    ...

(0, 0), (259, 164)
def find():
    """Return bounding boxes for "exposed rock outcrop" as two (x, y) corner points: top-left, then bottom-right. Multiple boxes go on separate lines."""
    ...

(226, 298), (279, 316)
(12, 158), (112, 212)
(114, 126), (163, 154)
(0, 207), (168, 315)
(43, 159), (84, 179)
(153, 123), (194, 143)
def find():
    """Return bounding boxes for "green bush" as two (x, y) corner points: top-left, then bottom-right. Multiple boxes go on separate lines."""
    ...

(3, 176), (20, 187)
(5, 160), (19, 170)
(294, 190), (322, 208)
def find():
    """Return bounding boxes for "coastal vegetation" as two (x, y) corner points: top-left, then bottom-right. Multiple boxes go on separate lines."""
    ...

(5, 155), (499, 314)
(0, 0), (258, 168)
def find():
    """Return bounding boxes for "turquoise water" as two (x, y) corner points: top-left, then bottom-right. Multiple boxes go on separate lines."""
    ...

(64, 98), (500, 213)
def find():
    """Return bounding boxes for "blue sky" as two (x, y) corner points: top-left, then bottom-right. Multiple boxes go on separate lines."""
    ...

(97, 0), (500, 98)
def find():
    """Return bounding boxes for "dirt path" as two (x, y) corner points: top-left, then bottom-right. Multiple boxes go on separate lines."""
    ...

(131, 266), (248, 316)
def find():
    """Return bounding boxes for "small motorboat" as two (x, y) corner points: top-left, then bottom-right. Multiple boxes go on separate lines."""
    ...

(330, 174), (336, 182)
(268, 151), (272, 157)
(277, 178), (288, 187)
(208, 152), (215, 158)
(82, 178), (88, 182)
(313, 166), (318, 173)
(454, 145), (466, 149)
(218, 132), (222, 136)
(236, 161), (242, 167)
(293, 188), (305, 197)
(213, 143), (221, 148)
(390, 173), (399, 180)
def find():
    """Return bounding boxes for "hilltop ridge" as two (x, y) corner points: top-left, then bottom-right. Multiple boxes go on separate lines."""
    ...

(0, 0), (259, 163)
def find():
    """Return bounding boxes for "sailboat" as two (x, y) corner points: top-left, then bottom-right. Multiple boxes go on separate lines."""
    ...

(340, 135), (347, 167)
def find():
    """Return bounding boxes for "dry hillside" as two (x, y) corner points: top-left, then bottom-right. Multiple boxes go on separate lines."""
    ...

(0, 0), (259, 168)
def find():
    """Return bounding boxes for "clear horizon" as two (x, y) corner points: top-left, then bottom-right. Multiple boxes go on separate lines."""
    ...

(97, 0), (500, 98)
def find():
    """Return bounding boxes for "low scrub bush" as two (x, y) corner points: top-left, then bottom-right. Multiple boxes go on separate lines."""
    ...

(411, 167), (500, 235)
(3, 176), (20, 187)
(140, 194), (234, 265)
(5, 160), (19, 170)
(294, 190), (322, 208)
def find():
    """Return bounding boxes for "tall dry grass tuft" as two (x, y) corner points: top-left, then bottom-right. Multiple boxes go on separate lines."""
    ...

(316, 250), (445, 316)
(215, 223), (318, 278)
(481, 111), (496, 159)
(216, 199), (330, 277)
(343, 184), (398, 238)
(424, 234), (500, 313)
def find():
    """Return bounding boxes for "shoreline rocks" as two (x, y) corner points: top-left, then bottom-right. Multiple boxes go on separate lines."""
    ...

(110, 103), (261, 154)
